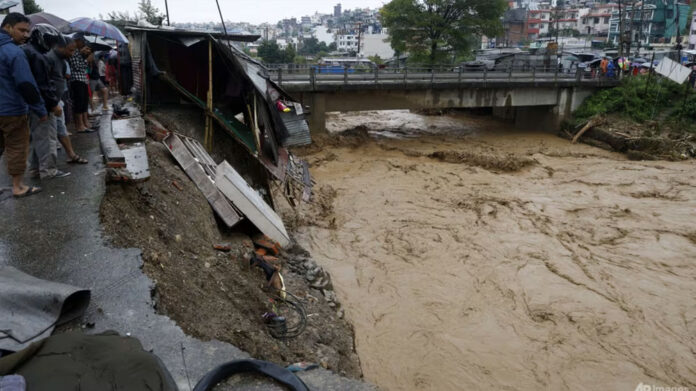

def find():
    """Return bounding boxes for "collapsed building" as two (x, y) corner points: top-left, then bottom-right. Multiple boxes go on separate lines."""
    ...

(123, 26), (313, 243)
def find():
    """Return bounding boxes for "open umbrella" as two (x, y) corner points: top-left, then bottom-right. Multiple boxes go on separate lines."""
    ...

(66, 33), (113, 51)
(69, 17), (128, 43)
(27, 12), (70, 32)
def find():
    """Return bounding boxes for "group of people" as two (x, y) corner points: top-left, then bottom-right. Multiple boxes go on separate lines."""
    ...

(0, 12), (112, 198)
(598, 56), (650, 78)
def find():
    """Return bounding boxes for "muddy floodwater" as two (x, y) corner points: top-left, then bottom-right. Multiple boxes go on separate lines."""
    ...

(292, 111), (696, 391)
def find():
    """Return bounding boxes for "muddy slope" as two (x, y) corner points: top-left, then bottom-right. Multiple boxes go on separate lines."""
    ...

(100, 140), (361, 377)
(289, 111), (696, 391)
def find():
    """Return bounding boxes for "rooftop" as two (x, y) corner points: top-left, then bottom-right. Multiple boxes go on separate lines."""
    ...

(124, 26), (261, 43)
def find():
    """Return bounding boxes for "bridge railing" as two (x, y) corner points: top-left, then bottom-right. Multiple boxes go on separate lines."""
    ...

(265, 64), (617, 88)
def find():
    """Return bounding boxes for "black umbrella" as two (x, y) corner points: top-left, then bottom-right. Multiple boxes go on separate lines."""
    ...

(27, 12), (70, 32)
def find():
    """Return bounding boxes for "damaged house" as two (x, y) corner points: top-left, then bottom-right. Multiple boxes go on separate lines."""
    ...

(124, 26), (313, 245)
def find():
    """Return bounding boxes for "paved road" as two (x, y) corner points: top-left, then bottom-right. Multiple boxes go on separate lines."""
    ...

(0, 117), (374, 391)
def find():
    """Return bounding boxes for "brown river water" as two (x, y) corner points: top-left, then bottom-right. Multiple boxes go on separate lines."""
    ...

(290, 110), (696, 391)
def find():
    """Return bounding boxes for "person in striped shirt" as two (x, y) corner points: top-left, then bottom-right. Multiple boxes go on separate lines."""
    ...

(67, 33), (92, 133)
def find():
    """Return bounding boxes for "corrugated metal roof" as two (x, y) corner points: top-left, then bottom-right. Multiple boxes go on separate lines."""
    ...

(125, 26), (260, 42)
(213, 40), (312, 147)
(280, 110), (312, 147)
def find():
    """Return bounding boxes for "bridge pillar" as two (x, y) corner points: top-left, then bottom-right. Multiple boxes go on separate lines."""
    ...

(307, 93), (327, 135)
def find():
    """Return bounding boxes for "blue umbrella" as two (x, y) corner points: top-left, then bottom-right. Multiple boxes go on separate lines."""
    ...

(69, 17), (128, 43)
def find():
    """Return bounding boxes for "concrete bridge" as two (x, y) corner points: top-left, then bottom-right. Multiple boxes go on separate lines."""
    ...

(268, 65), (620, 133)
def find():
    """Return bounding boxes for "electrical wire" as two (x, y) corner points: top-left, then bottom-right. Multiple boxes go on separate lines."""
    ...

(266, 291), (307, 339)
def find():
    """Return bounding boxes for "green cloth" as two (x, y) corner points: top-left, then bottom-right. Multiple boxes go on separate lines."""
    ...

(0, 331), (177, 391)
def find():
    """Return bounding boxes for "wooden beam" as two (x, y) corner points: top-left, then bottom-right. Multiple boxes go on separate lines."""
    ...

(205, 38), (214, 151)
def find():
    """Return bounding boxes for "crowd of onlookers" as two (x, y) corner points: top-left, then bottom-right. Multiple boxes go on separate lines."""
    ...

(0, 12), (119, 198)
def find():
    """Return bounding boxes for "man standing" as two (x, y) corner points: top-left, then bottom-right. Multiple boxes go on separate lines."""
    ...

(68, 33), (92, 133)
(46, 36), (87, 164)
(0, 13), (46, 197)
(23, 23), (70, 179)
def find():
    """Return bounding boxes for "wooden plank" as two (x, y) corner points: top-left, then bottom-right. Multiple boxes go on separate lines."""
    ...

(121, 143), (150, 181)
(98, 109), (125, 163)
(163, 133), (243, 228)
(112, 118), (146, 142)
(215, 161), (290, 247)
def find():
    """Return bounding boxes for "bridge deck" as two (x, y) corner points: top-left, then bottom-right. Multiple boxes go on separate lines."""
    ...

(268, 67), (620, 92)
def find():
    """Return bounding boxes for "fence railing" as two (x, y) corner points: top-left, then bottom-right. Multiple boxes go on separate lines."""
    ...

(264, 64), (619, 88)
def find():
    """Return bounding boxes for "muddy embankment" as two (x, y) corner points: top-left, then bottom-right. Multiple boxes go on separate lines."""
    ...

(99, 114), (362, 378)
(284, 110), (696, 391)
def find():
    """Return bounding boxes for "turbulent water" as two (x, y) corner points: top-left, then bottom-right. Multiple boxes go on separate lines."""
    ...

(293, 110), (696, 391)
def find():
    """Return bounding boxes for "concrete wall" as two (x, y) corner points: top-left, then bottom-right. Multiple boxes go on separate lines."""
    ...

(360, 33), (394, 60)
(302, 85), (597, 134)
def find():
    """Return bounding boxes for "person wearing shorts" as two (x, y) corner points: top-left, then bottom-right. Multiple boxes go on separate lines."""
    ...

(88, 53), (108, 111)
(0, 13), (46, 197)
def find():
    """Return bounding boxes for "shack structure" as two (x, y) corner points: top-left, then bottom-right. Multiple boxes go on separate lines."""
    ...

(125, 26), (312, 209)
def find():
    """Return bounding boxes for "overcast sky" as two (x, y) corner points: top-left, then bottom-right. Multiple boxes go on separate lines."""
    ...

(36, 0), (386, 25)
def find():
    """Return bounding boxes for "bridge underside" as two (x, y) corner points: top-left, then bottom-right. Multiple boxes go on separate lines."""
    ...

(296, 87), (595, 133)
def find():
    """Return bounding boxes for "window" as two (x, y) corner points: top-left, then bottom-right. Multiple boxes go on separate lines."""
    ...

(594, 17), (599, 24)
(604, 17), (609, 24)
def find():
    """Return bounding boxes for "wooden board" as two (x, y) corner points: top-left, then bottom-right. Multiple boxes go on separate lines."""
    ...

(121, 143), (150, 181)
(163, 133), (243, 228)
(112, 118), (146, 142)
(98, 109), (125, 164)
(216, 161), (290, 247)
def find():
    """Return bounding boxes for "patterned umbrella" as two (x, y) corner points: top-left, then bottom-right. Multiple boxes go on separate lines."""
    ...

(69, 17), (128, 43)
(27, 12), (70, 32)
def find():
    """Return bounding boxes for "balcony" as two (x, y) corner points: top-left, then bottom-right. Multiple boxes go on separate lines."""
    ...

(527, 28), (540, 34)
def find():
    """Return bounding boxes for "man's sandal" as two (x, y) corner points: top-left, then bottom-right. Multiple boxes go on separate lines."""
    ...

(67, 155), (88, 164)
(13, 186), (42, 198)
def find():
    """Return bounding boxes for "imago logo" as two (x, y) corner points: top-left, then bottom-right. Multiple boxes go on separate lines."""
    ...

(636, 384), (652, 391)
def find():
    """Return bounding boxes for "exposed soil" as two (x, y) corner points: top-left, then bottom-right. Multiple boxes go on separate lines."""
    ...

(284, 110), (696, 391)
(567, 114), (696, 160)
(99, 138), (362, 378)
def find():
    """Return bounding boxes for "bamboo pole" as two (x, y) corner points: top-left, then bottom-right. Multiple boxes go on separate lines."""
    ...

(253, 94), (261, 155)
(205, 39), (213, 151)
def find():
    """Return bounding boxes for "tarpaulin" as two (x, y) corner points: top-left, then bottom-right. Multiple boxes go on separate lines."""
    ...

(0, 267), (90, 352)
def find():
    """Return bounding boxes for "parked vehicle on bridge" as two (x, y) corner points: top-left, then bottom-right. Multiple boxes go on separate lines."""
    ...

(314, 58), (376, 74)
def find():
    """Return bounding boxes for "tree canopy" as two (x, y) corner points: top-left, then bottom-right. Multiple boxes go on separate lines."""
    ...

(380, 0), (506, 64)
(298, 37), (333, 56)
(257, 40), (297, 64)
(106, 0), (165, 26)
(22, 0), (43, 14)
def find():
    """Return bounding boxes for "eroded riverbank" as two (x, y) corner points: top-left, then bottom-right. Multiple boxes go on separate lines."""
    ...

(288, 111), (696, 391)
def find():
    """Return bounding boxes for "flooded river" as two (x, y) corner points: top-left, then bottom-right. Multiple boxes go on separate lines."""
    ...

(292, 110), (696, 391)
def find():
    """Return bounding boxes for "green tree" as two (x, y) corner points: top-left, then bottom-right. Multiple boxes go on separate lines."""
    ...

(138, 0), (164, 25)
(258, 40), (297, 63)
(258, 40), (283, 63)
(22, 0), (43, 14)
(106, 0), (164, 26)
(283, 44), (296, 63)
(380, 0), (506, 65)
(368, 55), (385, 65)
